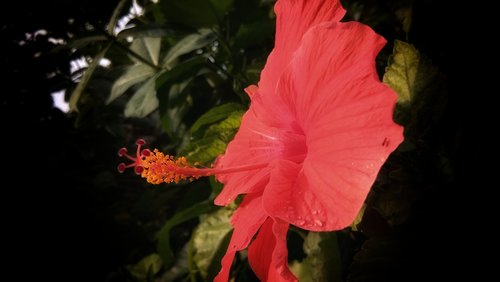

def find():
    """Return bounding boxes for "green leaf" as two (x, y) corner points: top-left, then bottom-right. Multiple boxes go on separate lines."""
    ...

(161, 29), (216, 69)
(107, 64), (156, 104)
(62, 35), (108, 50)
(130, 37), (161, 66)
(69, 43), (111, 112)
(180, 110), (245, 164)
(124, 74), (160, 118)
(190, 103), (245, 137)
(383, 40), (446, 128)
(159, 0), (233, 28)
(157, 201), (216, 269)
(159, 80), (192, 137)
(290, 232), (342, 282)
(384, 40), (430, 105)
(351, 204), (367, 231)
(127, 253), (162, 282)
(156, 56), (207, 88)
(107, 0), (130, 36)
(117, 24), (174, 39)
(190, 206), (234, 280)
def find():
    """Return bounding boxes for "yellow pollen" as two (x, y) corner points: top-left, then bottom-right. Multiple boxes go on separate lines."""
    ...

(140, 149), (205, 184)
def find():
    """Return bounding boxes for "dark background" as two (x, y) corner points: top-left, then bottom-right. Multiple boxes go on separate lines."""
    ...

(1, 0), (485, 281)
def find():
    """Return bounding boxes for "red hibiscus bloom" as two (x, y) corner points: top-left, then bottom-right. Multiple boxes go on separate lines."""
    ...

(211, 0), (403, 280)
(119, 0), (404, 280)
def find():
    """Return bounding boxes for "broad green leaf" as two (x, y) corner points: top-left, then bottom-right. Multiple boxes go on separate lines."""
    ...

(159, 81), (192, 137)
(124, 74), (160, 118)
(190, 103), (245, 137)
(157, 200), (216, 268)
(159, 0), (233, 28)
(127, 253), (162, 282)
(107, 0), (129, 36)
(290, 232), (342, 282)
(130, 37), (161, 66)
(69, 43), (111, 112)
(162, 29), (215, 68)
(107, 64), (156, 104)
(180, 110), (244, 164)
(190, 206), (234, 280)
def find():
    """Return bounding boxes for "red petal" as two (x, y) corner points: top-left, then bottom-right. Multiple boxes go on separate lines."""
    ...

(262, 22), (404, 230)
(248, 218), (297, 282)
(214, 193), (268, 282)
(214, 89), (306, 206)
(259, 0), (345, 97)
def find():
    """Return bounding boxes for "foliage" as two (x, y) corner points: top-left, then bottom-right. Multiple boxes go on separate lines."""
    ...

(3, 0), (468, 281)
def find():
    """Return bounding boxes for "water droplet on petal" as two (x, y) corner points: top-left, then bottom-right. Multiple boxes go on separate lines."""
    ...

(296, 220), (305, 226)
(314, 219), (324, 227)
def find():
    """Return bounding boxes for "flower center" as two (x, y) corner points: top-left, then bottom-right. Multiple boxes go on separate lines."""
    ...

(118, 139), (269, 184)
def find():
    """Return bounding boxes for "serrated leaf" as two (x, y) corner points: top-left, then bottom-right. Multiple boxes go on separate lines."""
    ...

(161, 29), (215, 68)
(190, 103), (245, 137)
(127, 253), (162, 282)
(383, 40), (446, 131)
(180, 110), (244, 164)
(130, 37), (161, 66)
(383, 40), (439, 106)
(107, 64), (156, 104)
(290, 232), (342, 282)
(69, 43), (111, 112)
(124, 74), (161, 117)
(157, 201), (215, 269)
(383, 41), (418, 104)
(191, 206), (234, 280)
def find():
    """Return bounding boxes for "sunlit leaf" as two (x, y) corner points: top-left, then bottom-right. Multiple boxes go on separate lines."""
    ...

(69, 43), (111, 112)
(156, 201), (216, 269)
(290, 232), (342, 282)
(180, 110), (244, 164)
(124, 74), (160, 118)
(190, 103), (245, 137)
(127, 253), (162, 282)
(190, 206), (234, 280)
(383, 40), (446, 128)
(130, 37), (161, 66)
(107, 64), (156, 104)
(162, 29), (215, 68)
(351, 204), (367, 231)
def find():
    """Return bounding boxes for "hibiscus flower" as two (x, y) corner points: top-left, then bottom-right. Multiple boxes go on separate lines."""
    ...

(118, 0), (404, 280)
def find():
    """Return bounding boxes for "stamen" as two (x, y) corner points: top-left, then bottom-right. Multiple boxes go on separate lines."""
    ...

(118, 139), (269, 184)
